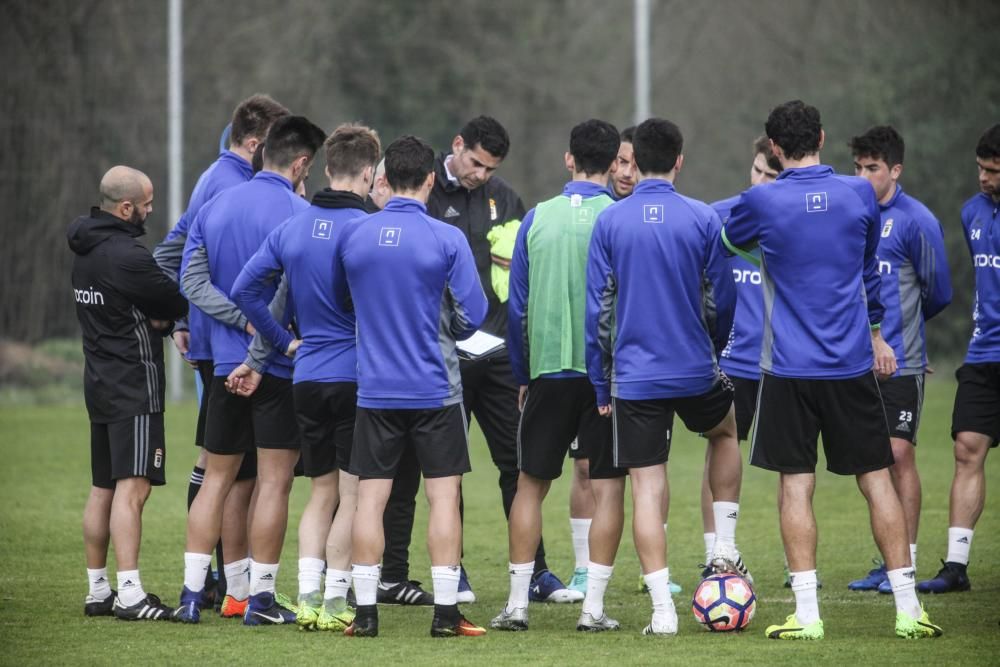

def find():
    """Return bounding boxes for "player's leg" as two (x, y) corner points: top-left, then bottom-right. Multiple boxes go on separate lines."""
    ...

(700, 449), (714, 564)
(84, 423), (115, 616)
(568, 455), (593, 595)
(379, 444), (431, 604)
(218, 472), (254, 618)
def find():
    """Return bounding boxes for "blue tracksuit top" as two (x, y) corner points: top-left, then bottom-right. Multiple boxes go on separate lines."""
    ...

(876, 185), (952, 374)
(181, 171), (308, 378)
(586, 179), (736, 405)
(713, 194), (764, 380)
(156, 150), (253, 361)
(722, 164), (884, 379)
(231, 190), (367, 384)
(508, 181), (614, 386)
(334, 197), (487, 409)
(962, 192), (1000, 363)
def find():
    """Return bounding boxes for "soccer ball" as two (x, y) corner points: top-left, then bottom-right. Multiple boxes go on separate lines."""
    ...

(691, 573), (756, 632)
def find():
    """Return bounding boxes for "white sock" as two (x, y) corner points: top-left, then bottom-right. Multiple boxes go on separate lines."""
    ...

(183, 552), (213, 593)
(506, 561), (534, 611)
(298, 557), (325, 598)
(87, 567), (112, 600)
(643, 567), (675, 625)
(712, 501), (739, 548)
(324, 568), (352, 601)
(945, 527), (973, 565)
(352, 564), (380, 606)
(223, 558), (250, 600)
(570, 518), (592, 569)
(790, 570), (819, 624)
(887, 567), (921, 619)
(909, 543), (917, 572)
(703, 532), (716, 563)
(117, 569), (146, 606)
(249, 560), (279, 596)
(582, 562), (613, 618)
(431, 565), (461, 606)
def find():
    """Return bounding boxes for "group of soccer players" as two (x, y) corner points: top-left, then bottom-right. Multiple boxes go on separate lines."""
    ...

(74, 92), (1000, 641)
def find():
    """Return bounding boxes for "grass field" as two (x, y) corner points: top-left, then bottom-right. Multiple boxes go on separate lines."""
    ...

(1, 375), (998, 665)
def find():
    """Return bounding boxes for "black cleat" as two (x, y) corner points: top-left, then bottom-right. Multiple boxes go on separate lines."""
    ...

(113, 593), (174, 621)
(376, 580), (433, 606)
(344, 605), (379, 637)
(917, 560), (971, 594)
(84, 591), (116, 617)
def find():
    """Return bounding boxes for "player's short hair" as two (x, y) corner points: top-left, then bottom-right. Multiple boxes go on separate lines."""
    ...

(848, 126), (905, 167)
(765, 100), (822, 161)
(621, 126), (636, 144)
(384, 135), (435, 191)
(230, 94), (289, 147)
(632, 118), (683, 175)
(569, 119), (620, 176)
(325, 124), (381, 178)
(459, 116), (510, 160)
(753, 135), (782, 172)
(262, 116), (327, 170)
(976, 123), (1000, 160)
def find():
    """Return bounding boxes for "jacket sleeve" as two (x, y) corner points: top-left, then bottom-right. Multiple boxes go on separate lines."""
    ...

(720, 189), (762, 266)
(860, 187), (886, 328)
(180, 214), (248, 331)
(446, 230), (488, 340)
(231, 226), (295, 356)
(116, 243), (189, 321)
(506, 210), (534, 385)
(585, 213), (615, 406)
(909, 212), (952, 321)
(703, 212), (737, 355)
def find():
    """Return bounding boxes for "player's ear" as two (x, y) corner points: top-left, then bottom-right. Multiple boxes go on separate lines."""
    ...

(424, 171), (436, 190)
(452, 135), (464, 155)
(890, 163), (903, 180)
(674, 154), (684, 174)
(817, 129), (826, 151)
(564, 152), (575, 174)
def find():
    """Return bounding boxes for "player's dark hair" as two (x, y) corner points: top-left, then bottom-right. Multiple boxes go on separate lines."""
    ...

(459, 116), (510, 160)
(849, 126), (905, 167)
(384, 135), (435, 191)
(976, 123), (1000, 160)
(262, 116), (327, 170)
(632, 118), (684, 175)
(765, 100), (822, 161)
(569, 119), (620, 176)
(753, 135), (782, 173)
(325, 124), (382, 178)
(621, 126), (636, 143)
(230, 94), (289, 147)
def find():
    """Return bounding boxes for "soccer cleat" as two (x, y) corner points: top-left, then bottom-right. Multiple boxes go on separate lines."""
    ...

(275, 591), (298, 614)
(113, 593), (173, 621)
(457, 567), (476, 604)
(431, 613), (487, 637)
(200, 570), (219, 610)
(636, 572), (682, 594)
(344, 605), (378, 637)
(490, 606), (528, 631)
(877, 578), (893, 594)
(848, 559), (887, 591)
(377, 579), (434, 605)
(765, 614), (824, 640)
(316, 601), (355, 632)
(916, 560), (971, 594)
(709, 545), (753, 585)
(170, 586), (202, 624)
(242, 592), (296, 625)
(641, 617), (678, 636)
(296, 594), (322, 631)
(529, 570), (583, 603)
(895, 606), (943, 638)
(218, 594), (248, 618)
(84, 591), (116, 617)
(577, 610), (620, 632)
(569, 567), (588, 595)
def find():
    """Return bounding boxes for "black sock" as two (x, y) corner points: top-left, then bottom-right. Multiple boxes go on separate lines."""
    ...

(533, 561), (549, 578)
(187, 466), (205, 510)
(356, 604), (378, 621)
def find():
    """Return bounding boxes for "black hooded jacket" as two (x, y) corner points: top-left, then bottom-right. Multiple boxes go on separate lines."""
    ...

(67, 208), (188, 422)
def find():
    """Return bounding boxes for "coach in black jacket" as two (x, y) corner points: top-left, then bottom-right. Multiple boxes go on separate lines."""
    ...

(68, 166), (187, 621)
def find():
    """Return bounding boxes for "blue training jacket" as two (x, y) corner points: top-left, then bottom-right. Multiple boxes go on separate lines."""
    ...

(722, 164), (884, 379)
(712, 194), (763, 380)
(334, 197), (487, 409)
(231, 190), (367, 384)
(876, 185), (952, 375)
(586, 179), (736, 406)
(180, 171), (308, 378)
(962, 192), (1000, 364)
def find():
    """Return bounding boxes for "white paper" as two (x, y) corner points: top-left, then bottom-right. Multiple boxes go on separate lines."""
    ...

(456, 329), (505, 357)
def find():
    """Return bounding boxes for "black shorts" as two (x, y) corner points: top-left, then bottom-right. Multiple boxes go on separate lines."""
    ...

(611, 378), (733, 469)
(880, 374), (924, 444)
(951, 363), (1000, 446)
(294, 381), (357, 478)
(91, 413), (166, 489)
(730, 375), (760, 442)
(517, 377), (621, 480)
(750, 371), (893, 475)
(350, 404), (472, 480)
(204, 374), (299, 455)
(568, 437), (588, 460)
(194, 360), (214, 447)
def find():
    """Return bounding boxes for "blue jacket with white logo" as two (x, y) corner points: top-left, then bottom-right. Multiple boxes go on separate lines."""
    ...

(722, 164), (884, 379)
(876, 185), (952, 374)
(231, 189), (367, 384)
(586, 179), (736, 406)
(962, 192), (1000, 363)
(181, 171), (308, 378)
(713, 194), (763, 380)
(334, 197), (487, 408)
(154, 151), (253, 361)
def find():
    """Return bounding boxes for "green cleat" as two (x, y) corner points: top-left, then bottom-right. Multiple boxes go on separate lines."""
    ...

(766, 614), (824, 640)
(275, 592), (298, 615)
(316, 599), (355, 632)
(895, 607), (942, 639)
(568, 568), (588, 595)
(296, 592), (323, 631)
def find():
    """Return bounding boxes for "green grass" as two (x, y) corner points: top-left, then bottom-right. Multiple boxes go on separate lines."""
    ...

(1, 376), (998, 665)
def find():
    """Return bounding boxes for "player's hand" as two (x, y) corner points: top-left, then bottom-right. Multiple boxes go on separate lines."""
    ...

(285, 338), (302, 358)
(871, 329), (897, 380)
(226, 363), (262, 397)
(244, 321), (256, 336)
(598, 404), (612, 417)
(169, 330), (198, 368)
(518, 385), (528, 412)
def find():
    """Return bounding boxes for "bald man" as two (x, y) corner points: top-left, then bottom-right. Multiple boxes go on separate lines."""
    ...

(69, 166), (188, 620)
